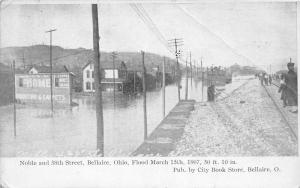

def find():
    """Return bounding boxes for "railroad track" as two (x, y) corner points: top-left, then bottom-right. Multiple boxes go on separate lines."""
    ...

(271, 81), (280, 88)
(216, 79), (251, 101)
(262, 83), (298, 140)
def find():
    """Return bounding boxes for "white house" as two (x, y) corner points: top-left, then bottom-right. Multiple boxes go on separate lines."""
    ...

(82, 61), (127, 92)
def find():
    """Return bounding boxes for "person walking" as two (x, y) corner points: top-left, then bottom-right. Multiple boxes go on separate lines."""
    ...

(278, 74), (287, 107)
(285, 61), (297, 108)
(259, 72), (264, 85)
(264, 73), (269, 85)
(269, 74), (272, 85)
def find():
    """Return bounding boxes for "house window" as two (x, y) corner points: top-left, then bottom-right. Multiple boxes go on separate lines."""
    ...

(92, 82), (95, 90)
(55, 77), (59, 87)
(87, 70), (90, 78)
(19, 78), (24, 87)
(92, 71), (94, 78)
(86, 82), (91, 90)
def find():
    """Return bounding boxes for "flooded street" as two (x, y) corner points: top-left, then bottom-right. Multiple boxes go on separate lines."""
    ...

(0, 77), (208, 157)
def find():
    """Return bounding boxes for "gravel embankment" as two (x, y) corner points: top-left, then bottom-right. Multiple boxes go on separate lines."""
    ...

(170, 79), (297, 156)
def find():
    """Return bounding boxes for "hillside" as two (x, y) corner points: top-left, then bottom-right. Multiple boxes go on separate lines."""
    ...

(0, 45), (177, 73)
(0, 63), (13, 106)
(0, 45), (178, 94)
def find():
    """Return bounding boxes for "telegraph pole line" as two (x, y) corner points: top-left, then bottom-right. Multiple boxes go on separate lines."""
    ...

(189, 52), (192, 88)
(0, 2), (2, 65)
(162, 56), (166, 118)
(201, 58), (204, 102)
(45, 28), (56, 116)
(195, 62), (198, 77)
(22, 51), (26, 69)
(185, 57), (188, 100)
(12, 60), (16, 137)
(111, 52), (117, 105)
(195, 60), (197, 78)
(141, 51), (147, 140)
(133, 71), (136, 93)
(168, 38), (183, 102)
(175, 39), (181, 101)
(92, 4), (104, 156)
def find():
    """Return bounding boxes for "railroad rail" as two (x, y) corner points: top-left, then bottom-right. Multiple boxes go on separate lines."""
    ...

(262, 82), (298, 140)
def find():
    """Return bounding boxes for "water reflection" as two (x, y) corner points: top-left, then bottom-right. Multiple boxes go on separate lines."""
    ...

(0, 77), (207, 156)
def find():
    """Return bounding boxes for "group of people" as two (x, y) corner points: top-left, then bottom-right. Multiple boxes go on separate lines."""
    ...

(258, 62), (297, 112)
(257, 72), (276, 86)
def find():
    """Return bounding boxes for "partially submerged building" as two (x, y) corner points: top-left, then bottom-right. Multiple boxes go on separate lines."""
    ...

(15, 65), (74, 105)
(82, 61), (128, 92)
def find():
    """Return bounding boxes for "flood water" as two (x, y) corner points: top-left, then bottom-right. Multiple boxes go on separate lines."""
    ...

(0, 77), (209, 157)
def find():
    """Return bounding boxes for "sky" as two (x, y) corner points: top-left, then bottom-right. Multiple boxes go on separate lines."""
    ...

(0, 2), (297, 71)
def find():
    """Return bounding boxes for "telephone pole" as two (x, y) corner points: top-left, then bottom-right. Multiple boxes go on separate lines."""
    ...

(201, 58), (204, 102)
(162, 57), (166, 118)
(141, 51), (147, 140)
(92, 4), (104, 156)
(168, 38), (183, 101)
(45, 28), (56, 115)
(22, 51), (26, 69)
(185, 57), (188, 100)
(111, 52), (117, 105)
(12, 60), (16, 137)
(0, 2), (2, 64)
(189, 52), (192, 87)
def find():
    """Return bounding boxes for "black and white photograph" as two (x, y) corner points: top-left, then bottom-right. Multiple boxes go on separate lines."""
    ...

(0, 1), (298, 159)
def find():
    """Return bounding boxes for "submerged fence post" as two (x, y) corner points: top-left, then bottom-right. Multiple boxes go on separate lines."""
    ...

(162, 57), (166, 118)
(141, 51), (147, 140)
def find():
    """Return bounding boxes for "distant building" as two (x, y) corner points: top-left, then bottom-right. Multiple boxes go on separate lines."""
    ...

(82, 61), (128, 92)
(15, 65), (74, 105)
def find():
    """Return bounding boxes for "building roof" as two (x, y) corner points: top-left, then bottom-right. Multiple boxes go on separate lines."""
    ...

(27, 65), (70, 73)
(82, 60), (126, 70)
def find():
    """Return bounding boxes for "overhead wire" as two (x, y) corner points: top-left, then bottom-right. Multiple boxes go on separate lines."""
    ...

(130, 3), (186, 64)
(176, 5), (257, 67)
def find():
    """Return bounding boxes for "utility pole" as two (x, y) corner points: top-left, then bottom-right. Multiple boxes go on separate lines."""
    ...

(0, 2), (2, 65)
(207, 67), (210, 86)
(195, 60), (197, 78)
(162, 56), (166, 118)
(168, 38), (183, 102)
(185, 57), (188, 100)
(45, 28), (56, 115)
(141, 51), (147, 140)
(195, 60), (198, 77)
(201, 58), (204, 102)
(12, 60), (16, 137)
(189, 52), (192, 88)
(92, 4), (104, 156)
(133, 71), (136, 93)
(22, 51), (26, 69)
(111, 52), (117, 105)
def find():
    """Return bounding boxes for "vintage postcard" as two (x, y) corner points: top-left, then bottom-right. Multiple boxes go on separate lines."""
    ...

(0, 0), (299, 187)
